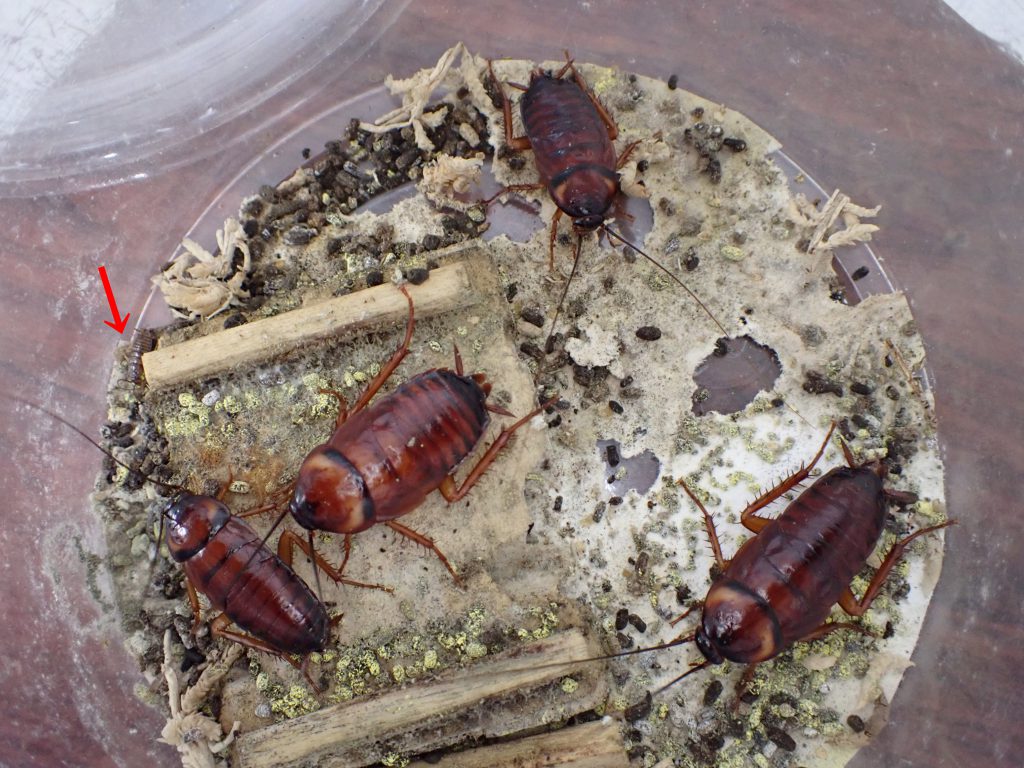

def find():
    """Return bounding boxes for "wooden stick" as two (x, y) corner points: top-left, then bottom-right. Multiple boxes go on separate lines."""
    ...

(143, 261), (475, 389)
(233, 630), (607, 768)
(406, 719), (629, 768)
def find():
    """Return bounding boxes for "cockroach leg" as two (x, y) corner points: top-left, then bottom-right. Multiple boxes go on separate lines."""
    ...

(798, 621), (873, 643)
(668, 605), (696, 627)
(838, 520), (955, 616)
(184, 577), (204, 637)
(277, 530), (392, 593)
(209, 614), (323, 692)
(384, 519), (462, 586)
(348, 285), (415, 416)
(318, 388), (349, 428)
(676, 478), (727, 570)
(737, 422), (837, 532)
(562, 56), (618, 141)
(487, 59), (533, 152)
(437, 397), (557, 504)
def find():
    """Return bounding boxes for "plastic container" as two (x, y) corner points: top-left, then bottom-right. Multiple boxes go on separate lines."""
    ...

(1, 3), (1021, 767)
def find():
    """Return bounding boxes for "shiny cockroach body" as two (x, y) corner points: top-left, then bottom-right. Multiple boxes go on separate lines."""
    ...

(487, 53), (634, 263)
(657, 423), (955, 687)
(522, 424), (954, 694)
(285, 286), (556, 585)
(166, 493), (332, 683)
(486, 53), (726, 346)
(15, 398), (386, 690)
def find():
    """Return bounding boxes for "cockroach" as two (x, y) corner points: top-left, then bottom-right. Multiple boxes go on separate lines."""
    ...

(126, 327), (157, 386)
(281, 286), (555, 585)
(165, 492), (388, 689)
(15, 398), (387, 690)
(522, 423), (953, 695)
(486, 53), (726, 346)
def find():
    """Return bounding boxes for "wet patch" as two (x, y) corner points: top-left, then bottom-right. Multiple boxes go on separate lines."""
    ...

(691, 335), (782, 415)
(597, 438), (660, 495)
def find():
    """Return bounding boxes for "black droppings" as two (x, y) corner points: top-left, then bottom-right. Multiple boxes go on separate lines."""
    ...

(704, 679), (723, 706)
(803, 370), (844, 397)
(406, 267), (429, 285)
(624, 691), (653, 722)
(606, 443), (620, 467)
(615, 608), (629, 631)
(636, 326), (662, 341)
(521, 307), (545, 327)
(766, 725), (796, 752)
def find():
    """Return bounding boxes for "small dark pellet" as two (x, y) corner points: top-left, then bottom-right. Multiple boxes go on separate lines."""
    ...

(406, 267), (429, 285)
(627, 614), (647, 632)
(519, 341), (545, 362)
(521, 307), (545, 327)
(847, 714), (866, 733)
(606, 444), (620, 467)
(704, 680), (723, 706)
(803, 370), (844, 397)
(667, 74), (679, 90)
(222, 313), (246, 329)
(615, 608), (629, 631)
(635, 551), (649, 576)
(421, 234), (441, 251)
(365, 269), (384, 287)
(624, 691), (653, 722)
(636, 326), (662, 341)
(722, 137), (747, 152)
(850, 381), (875, 395)
(301, 147), (311, 159)
(609, 400), (624, 414)
(766, 726), (797, 752)
(684, 249), (700, 271)
(616, 632), (634, 649)
(609, 496), (623, 506)
(852, 265), (870, 281)
(885, 385), (900, 401)
(552, 495), (563, 512)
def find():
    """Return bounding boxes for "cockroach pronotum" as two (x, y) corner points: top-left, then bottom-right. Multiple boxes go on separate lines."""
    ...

(279, 285), (556, 586)
(527, 423), (953, 696)
(486, 53), (727, 347)
(15, 398), (388, 690)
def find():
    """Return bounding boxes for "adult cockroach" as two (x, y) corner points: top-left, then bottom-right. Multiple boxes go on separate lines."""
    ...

(523, 424), (953, 695)
(15, 398), (387, 690)
(279, 285), (555, 585)
(486, 53), (727, 346)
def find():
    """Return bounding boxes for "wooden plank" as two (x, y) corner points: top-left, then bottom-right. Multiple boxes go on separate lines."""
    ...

(233, 630), (606, 768)
(405, 720), (629, 768)
(143, 261), (475, 389)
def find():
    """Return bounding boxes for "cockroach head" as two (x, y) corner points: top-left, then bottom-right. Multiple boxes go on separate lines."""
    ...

(163, 494), (231, 562)
(289, 445), (375, 535)
(698, 579), (782, 665)
(549, 166), (618, 232)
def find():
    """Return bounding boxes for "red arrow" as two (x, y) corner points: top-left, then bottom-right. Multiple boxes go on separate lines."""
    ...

(98, 265), (131, 334)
